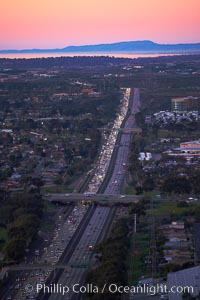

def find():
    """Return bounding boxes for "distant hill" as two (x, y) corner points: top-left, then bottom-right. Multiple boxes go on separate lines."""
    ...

(1, 40), (200, 54)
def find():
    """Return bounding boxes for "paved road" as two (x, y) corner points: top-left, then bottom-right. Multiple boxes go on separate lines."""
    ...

(48, 88), (141, 300)
(49, 206), (113, 300)
(104, 88), (140, 195)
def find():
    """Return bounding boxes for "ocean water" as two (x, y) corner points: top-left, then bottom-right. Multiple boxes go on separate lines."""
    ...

(0, 52), (183, 59)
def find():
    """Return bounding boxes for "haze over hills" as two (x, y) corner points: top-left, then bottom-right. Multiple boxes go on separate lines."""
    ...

(1, 40), (200, 54)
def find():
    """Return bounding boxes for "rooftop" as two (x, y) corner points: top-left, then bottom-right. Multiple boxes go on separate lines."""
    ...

(168, 266), (200, 300)
(181, 140), (200, 145)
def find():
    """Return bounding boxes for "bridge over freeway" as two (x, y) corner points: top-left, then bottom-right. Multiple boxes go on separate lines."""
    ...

(2, 263), (90, 271)
(98, 127), (142, 134)
(0, 263), (90, 280)
(43, 193), (140, 204)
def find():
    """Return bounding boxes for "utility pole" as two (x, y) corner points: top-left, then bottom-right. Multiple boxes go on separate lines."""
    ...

(150, 197), (158, 282)
(134, 213), (137, 233)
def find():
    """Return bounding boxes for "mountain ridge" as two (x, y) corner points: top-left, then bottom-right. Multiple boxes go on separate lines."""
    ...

(1, 40), (200, 54)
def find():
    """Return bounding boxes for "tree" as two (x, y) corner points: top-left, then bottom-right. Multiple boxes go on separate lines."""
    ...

(143, 177), (155, 192)
(0, 188), (9, 203)
(190, 171), (200, 194)
(182, 291), (195, 299)
(161, 176), (192, 195)
(8, 214), (40, 241)
(54, 176), (63, 185)
(129, 200), (147, 218)
(3, 239), (26, 260)
(135, 185), (143, 195)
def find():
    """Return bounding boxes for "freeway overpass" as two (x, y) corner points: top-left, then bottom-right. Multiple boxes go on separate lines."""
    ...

(98, 127), (142, 134)
(3, 263), (86, 271)
(43, 193), (140, 204)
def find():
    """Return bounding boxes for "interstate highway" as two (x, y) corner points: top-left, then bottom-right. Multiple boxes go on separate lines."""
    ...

(45, 88), (141, 203)
(46, 88), (141, 300)
(49, 206), (114, 300)
(103, 88), (140, 195)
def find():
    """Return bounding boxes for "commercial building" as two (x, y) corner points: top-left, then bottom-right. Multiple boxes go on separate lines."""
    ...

(171, 96), (199, 111)
(164, 140), (200, 158)
(180, 140), (200, 149)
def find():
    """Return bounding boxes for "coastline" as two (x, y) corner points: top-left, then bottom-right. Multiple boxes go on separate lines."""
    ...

(0, 51), (198, 60)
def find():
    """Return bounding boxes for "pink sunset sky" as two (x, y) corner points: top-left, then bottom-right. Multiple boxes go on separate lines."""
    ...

(0, 0), (200, 50)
